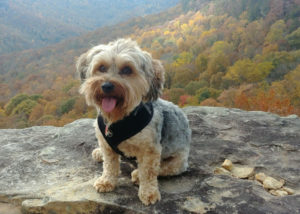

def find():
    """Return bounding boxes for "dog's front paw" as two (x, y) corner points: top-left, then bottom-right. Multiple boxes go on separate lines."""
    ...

(92, 148), (103, 162)
(93, 177), (115, 192)
(131, 169), (139, 185)
(138, 186), (161, 206)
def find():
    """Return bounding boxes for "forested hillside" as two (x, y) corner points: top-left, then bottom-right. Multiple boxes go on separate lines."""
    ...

(0, 0), (299, 128)
(0, 0), (178, 55)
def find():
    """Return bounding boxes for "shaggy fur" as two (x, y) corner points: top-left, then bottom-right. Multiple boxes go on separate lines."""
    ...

(77, 38), (191, 205)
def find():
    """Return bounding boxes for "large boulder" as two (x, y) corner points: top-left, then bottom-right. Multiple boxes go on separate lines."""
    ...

(0, 107), (299, 213)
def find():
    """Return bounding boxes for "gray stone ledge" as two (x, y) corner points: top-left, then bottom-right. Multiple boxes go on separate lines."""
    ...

(0, 107), (299, 213)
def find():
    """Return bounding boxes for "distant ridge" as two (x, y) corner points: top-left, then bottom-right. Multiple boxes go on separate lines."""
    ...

(0, 0), (179, 55)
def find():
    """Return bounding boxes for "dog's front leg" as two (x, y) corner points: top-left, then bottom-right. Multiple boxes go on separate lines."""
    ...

(136, 144), (161, 205)
(93, 137), (120, 192)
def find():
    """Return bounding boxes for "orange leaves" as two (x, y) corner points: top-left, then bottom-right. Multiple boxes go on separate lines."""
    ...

(163, 88), (185, 104)
(200, 98), (221, 107)
(235, 89), (294, 116)
(178, 94), (190, 107)
(29, 104), (44, 122)
(235, 92), (251, 111)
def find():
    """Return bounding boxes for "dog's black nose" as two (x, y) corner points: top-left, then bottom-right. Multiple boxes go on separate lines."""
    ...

(101, 82), (115, 93)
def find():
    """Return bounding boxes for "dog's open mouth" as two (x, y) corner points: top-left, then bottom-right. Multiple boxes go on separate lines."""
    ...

(98, 95), (124, 113)
(102, 96), (117, 113)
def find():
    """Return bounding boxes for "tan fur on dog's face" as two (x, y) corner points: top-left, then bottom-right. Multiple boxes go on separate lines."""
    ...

(77, 39), (164, 122)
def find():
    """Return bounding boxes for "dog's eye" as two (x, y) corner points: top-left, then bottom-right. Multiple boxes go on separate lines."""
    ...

(98, 65), (106, 73)
(120, 66), (132, 75)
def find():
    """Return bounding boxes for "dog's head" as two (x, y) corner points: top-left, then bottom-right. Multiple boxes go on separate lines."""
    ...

(76, 38), (164, 122)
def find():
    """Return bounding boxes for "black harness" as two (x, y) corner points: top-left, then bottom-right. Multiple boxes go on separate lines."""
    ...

(97, 102), (154, 157)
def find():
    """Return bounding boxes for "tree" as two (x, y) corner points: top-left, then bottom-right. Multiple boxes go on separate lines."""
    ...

(224, 59), (273, 86)
(264, 20), (286, 45)
(200, 98), (221, 107)
(273, 65), (300, 107)
(195, 87), (221, 103)
(195, 53), (208, 73)
(58, 98), (76, 116)
(206, 41), (234, 77)
(5, 94), (30, 115)
(184, 81), (208, 95)
(210, 72), (224, 89)
(172, 51), (193, 67)
(44, 102), (57, 115)
(11, 99), (37, 119)
(29, 104), (44, 123)
(235, 92), (251, 110)
(163, 88), (186, 104)
(286, 27), (300, 50)
(248, 61), (274, 82)
(73, 97), (87, 114)
(0, 106), (5, 117)
(260, 51), (297, 81)
(218, 84), (253, 107)
(173, 66), (198, 87)
(239, 20), (265, 57)
(178, 94), (190, 107)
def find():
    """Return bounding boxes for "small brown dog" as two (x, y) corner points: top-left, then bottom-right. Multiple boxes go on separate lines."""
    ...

(77, 38), (191, 205)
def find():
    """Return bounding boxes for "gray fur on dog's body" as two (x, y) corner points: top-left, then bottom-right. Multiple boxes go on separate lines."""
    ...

(151, 99), (191, 160)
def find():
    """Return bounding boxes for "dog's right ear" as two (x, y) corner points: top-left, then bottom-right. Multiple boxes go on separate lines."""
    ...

(76, 52), (90, 82)
(76, 47), (104, 82)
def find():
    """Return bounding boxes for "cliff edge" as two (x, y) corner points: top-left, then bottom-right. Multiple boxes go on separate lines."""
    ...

(0, 107), (299, 213)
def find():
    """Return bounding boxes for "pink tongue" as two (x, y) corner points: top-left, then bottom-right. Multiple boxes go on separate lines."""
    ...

(102, 97), (117, 113)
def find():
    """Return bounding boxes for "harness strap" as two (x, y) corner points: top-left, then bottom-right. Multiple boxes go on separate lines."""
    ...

(97, 102), (153, 158)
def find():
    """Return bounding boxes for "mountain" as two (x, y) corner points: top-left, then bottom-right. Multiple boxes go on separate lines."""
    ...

(0, 0), (299, 128)
(0, 0), (179, 55)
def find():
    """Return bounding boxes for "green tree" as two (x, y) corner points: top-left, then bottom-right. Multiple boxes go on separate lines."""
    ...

(172, 51), (193, 67)
(286, 27), (300, 50)
(196, 87), (221, 103)
(276, 65), (300, 106)
(206, 41), (234, 76)
(184, 81), (208, 95)
(259, 51), (298, 81)
(11, 99), (37, 118)
(265, 20), (286, 45)
(5, 94), (30, 115)
(58, 98), (76, 116)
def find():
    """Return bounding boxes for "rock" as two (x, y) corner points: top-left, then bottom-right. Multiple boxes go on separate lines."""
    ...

(231, 166), (255, 179)
(1, 107), (300, 213)
(263, 177), (285, 190)
(182, 196), (216, 213)
(255, 173), (267, 183)
(221, 159), (233, 171)
(0, 203), (21, 214)
(214, 167), (231, 175)
(282, 187), (295, 195)
(270, 190), (289, 197)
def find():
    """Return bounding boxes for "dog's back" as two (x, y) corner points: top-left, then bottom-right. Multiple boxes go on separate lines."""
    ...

(153, 99), (191, 159)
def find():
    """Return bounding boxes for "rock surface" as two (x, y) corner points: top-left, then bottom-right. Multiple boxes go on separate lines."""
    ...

(0, 106), (300, 213)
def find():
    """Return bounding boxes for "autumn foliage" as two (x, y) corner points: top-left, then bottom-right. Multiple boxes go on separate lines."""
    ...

(0, 0), (299, 128)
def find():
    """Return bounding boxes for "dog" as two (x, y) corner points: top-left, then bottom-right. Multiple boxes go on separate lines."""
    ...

(76, 38), (191, 205)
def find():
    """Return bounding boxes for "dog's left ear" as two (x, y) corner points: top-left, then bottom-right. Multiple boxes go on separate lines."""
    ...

(144, 59), (165, 102)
